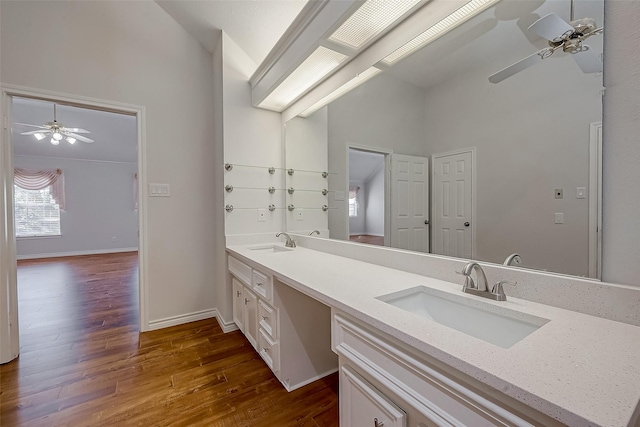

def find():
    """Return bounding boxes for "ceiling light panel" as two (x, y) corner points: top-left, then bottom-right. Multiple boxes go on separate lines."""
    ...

(261, 46), (348, 111)
(300, 67), (382, 117)
(382, 0), (501, 64)
(329, 0), (422, 49)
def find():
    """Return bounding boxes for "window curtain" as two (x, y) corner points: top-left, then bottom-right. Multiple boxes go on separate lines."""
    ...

(349, 185), (360, 199)
(133, 173), (138, 211)
(14, 168), (66, 210)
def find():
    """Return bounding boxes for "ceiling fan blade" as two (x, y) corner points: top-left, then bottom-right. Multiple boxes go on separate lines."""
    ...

(14, 123), (49, 129)
(65, 127), (91, 134)
(20, 129), (52, 136)
(528, 13), (574, 41)
(67, 132), (94, 143)
(571, 46), (603, 74)
(489, 50), (545, 84)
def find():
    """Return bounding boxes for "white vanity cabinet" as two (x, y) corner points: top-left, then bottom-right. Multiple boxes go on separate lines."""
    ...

(228, 255), (337, 391)
(332, 311), (563, 427)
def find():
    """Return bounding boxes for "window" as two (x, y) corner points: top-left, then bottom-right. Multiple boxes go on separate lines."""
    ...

(349, 185), (360, 217)
(14, 185), (61, 237)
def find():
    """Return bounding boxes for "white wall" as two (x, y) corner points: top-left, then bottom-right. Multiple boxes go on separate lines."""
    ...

(14, 156), (138, 258)
(220, 32), (283, 323)
(1, 0), (217, 326)
(365, 163), (384, 236)
(328, 73), (427, 240)
(601, 0), (640, 286)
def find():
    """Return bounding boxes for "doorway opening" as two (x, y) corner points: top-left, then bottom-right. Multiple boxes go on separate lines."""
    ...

(1, 86), (147, 364)
(347, 147), (388, 247)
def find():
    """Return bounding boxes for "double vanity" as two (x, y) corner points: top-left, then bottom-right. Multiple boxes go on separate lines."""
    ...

(227, 237), (640, 427)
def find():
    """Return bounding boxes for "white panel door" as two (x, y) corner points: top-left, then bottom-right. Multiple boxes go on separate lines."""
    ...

(432, 150), (473, 259)
(391, 154), (430, 253)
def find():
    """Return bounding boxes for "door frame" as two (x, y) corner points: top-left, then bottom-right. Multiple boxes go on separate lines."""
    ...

(346, 144), (392, 246)
(0, 84), (149, 363)
(589, 122), (603, 280)
(430, 147), (476, 259)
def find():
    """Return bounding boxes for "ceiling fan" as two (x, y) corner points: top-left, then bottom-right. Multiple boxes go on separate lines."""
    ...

(488, 1), (603, 84)
(16, 103), (94, 145)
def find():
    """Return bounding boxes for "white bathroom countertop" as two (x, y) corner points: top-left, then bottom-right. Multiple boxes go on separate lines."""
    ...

(226, 244), (640, 427)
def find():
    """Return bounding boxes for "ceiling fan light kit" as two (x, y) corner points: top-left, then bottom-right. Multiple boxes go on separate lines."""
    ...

(17, 103), (95, 145)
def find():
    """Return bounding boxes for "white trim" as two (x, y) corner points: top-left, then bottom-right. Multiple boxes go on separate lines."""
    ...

(148, 309), (217, 331)
(214, 309), (240, 333)
(17, 248), (138, 261)
(347, 144), (393, 246)
(431, 147), (477, 259)
(0, 84), (150, 351)
(282, 367), (340, 392)
(589, 122), (603, 280)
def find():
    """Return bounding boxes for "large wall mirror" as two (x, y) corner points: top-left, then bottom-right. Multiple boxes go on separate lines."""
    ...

(284, 0), (604, 279)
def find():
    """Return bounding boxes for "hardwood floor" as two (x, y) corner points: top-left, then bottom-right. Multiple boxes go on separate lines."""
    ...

(349, 234), (384, 246)
(1, 253), (339, 426)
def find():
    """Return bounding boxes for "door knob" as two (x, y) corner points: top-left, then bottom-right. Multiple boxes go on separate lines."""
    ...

(464, 222), (470, 227)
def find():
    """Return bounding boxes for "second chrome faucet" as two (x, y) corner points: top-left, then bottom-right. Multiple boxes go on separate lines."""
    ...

(457, 261), (516, 301)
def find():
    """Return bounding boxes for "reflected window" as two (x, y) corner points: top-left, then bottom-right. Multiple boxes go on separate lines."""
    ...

(14, 185), (61, 237)
(349, 185), (360, 217)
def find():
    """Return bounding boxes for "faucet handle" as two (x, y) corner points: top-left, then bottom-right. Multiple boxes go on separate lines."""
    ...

(491, 280), (517, 296)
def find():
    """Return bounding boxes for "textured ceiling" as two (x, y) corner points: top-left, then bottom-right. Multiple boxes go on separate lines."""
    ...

(156, 0), (307, 65)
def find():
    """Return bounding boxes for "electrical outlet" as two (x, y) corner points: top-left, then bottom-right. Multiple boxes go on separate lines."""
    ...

(576, 187), (586, 199)
(258, 209), (267, 222)
(295, 209), (304, 221)
(555, 213), (564, 224)
(554, 189), (563, 199)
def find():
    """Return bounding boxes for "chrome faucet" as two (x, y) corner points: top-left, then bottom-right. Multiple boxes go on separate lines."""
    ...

(276, 232), (296, 248)
(308, 230), (320, 236)
(457, 261), (515, 301)
(503, 253), (522, 266)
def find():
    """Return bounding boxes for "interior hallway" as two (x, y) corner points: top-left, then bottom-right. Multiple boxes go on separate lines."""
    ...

(0, 253), (338, 426)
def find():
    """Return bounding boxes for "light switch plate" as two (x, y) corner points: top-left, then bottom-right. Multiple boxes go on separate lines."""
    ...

(555, 213), (564, 224)
(149, 183), (170, 197)
(258, 209), (267, 222)
(554, 189), (563, 199)
(576, 187), (586, 199)
(295, 209), (304, 221)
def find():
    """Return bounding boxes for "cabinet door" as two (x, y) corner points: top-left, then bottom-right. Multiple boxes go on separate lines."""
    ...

(232, 278), (244, 332)
(341, 365), (406, 427)
(243, 287), (258, 349)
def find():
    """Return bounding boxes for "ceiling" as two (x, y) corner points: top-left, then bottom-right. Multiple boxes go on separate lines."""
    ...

(11, 98), (137, 163)
(386, 0), (604, 90)
(156, 0), (307, 65)
(349, 149), (384, 183)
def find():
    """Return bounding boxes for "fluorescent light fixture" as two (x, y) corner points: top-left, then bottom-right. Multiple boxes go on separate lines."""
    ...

(382, 0), (501, 64)
(261, 46), (347, 111)
(299, 67), (382, 117)
(66, 137), (76, 144)
(50, 138), (59, 145)
(52, 131), (63, 141)
(330, 0), (422, 49)
(33, 133), (45, 141)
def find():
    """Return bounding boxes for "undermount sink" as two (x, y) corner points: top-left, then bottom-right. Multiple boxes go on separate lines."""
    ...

(247, 245), (293, 253)
(377, 286), (549, 348)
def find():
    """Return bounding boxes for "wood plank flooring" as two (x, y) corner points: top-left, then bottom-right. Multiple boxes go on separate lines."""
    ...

(0, 253), (338, 426)
(349, 235), (384, 246)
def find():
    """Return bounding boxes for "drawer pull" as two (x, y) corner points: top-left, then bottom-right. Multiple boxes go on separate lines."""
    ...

(236, 291), (241, 297)
(374, 418), (384, 427)
(262, 316), (268, 321)
(261, 347), (269, 353)
(257, 282), (263, 287)
(244, 298), (249, 305)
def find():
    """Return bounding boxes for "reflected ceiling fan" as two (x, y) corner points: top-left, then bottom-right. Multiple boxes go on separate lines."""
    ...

(488, 0), (603, 84)
(16, 103), (94, 145)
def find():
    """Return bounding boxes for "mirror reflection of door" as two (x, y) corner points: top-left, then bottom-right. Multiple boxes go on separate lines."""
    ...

(432, 149), (474, 259)
(348, 148), (386, 246)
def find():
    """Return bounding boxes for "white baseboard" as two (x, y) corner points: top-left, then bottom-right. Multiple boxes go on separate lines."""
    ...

(214, 309), (240, 333)
(17, 247), (138, 260)
(148, 309), (216, 331)
(282, 368), (339, 392)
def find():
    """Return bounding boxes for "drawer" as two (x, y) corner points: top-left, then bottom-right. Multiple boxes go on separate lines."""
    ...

(258, 328), (280, 374)
(229, 256), (252, 286)
(258, 300), (277, 340)
(252, 269), (272, 302)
